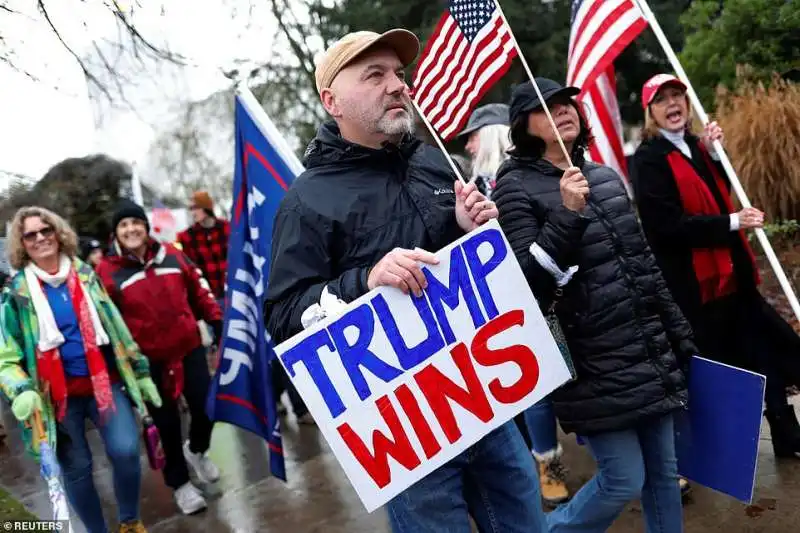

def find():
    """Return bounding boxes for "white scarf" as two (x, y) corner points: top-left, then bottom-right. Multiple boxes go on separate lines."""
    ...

(24, 255), (110, 352)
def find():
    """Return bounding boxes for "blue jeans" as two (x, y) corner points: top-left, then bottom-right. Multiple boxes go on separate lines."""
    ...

(524, 398), (559, 457)
(387, 421), (547, 533)
(55, 383), (142, 533)
(548, 414), (682, 533)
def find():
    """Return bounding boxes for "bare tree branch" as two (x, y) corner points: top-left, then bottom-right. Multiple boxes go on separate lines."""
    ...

(309, 0), (333, 51)
(270, 0), (317, 89)
(110, 7), (185, 64)
(92, 41), (128, 99)
(86, 40), (152, 124)
(0, 55), (40, 83)
(36, 0), (116, 102)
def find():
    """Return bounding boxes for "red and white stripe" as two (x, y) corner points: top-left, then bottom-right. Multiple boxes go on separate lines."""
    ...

(568, 0), (647, 183)
(583, 69), (628, 179)
(412, 8), (516, 141)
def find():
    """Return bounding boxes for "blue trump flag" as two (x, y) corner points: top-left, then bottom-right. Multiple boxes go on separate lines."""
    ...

(206, 86), (304, 481)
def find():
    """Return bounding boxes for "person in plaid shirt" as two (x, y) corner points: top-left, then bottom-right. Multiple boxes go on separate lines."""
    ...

(177, 191), (230, 303)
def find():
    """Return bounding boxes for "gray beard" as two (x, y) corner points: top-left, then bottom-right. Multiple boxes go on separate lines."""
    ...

(376, 108), (414, 137)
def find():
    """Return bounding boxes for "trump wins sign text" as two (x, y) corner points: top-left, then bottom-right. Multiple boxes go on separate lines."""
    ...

(274, 220), (572, 511)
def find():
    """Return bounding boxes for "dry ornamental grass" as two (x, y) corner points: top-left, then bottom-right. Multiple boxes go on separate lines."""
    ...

(716, 79), (800, 221)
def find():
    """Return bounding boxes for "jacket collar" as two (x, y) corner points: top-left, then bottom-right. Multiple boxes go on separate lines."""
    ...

(109, 238), (165, 269)
(640, 132), (711, 180)
(302, 121), (422, 171)
(641, 132), (702, 157)
(8, 257), (92, 309)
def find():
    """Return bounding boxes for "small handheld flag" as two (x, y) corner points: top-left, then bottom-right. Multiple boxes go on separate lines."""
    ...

(412, 0), (517, 141)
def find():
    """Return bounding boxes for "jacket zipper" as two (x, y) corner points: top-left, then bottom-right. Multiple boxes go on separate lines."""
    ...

(587, 195), (677, 397)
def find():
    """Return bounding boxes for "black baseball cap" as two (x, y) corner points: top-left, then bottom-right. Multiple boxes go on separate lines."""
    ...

(509, 78), (581, 124)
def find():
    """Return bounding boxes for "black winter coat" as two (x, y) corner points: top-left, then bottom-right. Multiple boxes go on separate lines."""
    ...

(493, 153), (692, 435)
(630, 134), (758, 325)
(631, 135), (800, 381)
(265, 122), (463, 344)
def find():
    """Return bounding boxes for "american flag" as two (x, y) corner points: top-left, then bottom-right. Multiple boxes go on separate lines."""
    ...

(567, 0), (647, 183)
(412, 0), (516, 141)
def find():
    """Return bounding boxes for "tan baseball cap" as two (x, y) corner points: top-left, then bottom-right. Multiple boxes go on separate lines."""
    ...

(314, 29), (420, 95)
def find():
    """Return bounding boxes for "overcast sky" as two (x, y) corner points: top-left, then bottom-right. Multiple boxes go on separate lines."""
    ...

(0, 0), (276, 193)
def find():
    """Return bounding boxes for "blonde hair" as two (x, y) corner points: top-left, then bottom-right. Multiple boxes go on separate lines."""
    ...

(472, 124), (511, 181)
(642, 94), (696, 140)
(7, 206), (79, 270)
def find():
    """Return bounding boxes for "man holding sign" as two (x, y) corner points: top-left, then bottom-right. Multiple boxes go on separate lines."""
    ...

(266, 29), (549, 533)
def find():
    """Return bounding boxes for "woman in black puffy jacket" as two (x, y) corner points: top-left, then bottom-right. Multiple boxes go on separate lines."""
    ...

(493, 78), (692, 533)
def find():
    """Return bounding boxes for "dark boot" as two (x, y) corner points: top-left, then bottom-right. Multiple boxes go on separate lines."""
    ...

(766, 405), (800, 458)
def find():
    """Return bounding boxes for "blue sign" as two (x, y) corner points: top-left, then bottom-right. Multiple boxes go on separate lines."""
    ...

(676, 356), (766, 503)
(206, 90), (303, 481)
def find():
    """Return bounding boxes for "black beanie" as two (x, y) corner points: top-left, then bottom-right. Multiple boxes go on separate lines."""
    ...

(112, 198), (149, 233)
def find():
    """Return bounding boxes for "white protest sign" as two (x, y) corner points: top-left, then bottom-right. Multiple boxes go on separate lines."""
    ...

(274, 220), (572, 511)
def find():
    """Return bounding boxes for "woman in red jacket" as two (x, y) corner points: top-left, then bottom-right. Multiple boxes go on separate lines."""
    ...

(632, 74), (800, 458)
(97, 199), (225, 514)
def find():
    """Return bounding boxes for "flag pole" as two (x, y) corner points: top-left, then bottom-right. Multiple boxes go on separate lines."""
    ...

(494, 1), (573, 167)
(130, 162), (144, 206)
(633, 0), (800, 324)
(411, 99), (468, 184)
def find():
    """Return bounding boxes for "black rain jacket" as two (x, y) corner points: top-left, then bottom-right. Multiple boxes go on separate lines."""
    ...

(265, 122), (463, 344)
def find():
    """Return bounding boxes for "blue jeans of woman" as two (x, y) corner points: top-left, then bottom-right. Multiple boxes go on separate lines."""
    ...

(547, 414), (682, 533)
(55, 383), (142, 533)
(387, 421), (547, 533)
(524, 397), (559, 457)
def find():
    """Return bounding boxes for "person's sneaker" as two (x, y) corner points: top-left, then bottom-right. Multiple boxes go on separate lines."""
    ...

(297, 412), (316, 426)
(118, 520), (147, 533)
(538, 457), (570, 506)
(174, 482), (207, 515)
(183, 441), (220, 483)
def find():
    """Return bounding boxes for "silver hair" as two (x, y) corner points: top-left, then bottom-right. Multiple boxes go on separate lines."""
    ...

(472, 124), (511, 181)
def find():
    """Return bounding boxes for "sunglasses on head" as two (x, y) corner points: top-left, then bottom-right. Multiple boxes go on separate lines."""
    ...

(22, 226), (55, 243)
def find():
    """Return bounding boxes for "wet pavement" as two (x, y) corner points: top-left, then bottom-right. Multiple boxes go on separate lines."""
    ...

(2, 398), (799, 532)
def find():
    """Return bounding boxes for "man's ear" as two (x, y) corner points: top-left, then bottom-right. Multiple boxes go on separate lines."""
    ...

(320, 88), (341, 118)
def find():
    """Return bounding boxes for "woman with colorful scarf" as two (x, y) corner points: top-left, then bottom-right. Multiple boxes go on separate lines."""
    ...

(0, 206), (162, 533)
(632, 74), (800, 459)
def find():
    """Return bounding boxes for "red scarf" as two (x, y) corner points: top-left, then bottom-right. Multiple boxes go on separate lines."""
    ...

(666, 142), (761, 304)
(35, 268), (116, 422)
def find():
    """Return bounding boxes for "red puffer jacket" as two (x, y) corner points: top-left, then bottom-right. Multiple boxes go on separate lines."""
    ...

(96, 239), (222, 364)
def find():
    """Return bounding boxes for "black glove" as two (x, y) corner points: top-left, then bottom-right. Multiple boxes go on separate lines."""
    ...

(211, 320), (224, 343)
(676, 338), (698, 379)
